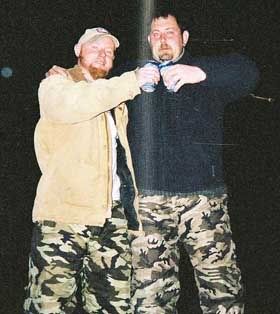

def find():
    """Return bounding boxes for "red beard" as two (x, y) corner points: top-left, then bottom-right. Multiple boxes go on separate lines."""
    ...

(88, 66), (108, 79)
(79, 56), (109, 79)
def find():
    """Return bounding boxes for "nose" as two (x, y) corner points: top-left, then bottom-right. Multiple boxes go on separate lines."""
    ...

(98, 49), (106, 57)
(160, 33), (167, 43)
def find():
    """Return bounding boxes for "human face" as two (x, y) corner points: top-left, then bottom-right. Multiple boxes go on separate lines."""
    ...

(148, 15), (189, 61)
(79, 36), (115, 77)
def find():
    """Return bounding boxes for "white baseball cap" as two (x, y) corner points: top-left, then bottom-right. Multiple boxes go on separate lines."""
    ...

(74, 27), (120, 57)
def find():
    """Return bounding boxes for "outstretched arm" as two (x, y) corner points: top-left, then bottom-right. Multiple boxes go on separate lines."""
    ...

(39, 71), (140, 124)
(161, 53), (259, 100)
(193, 53), (260, 102)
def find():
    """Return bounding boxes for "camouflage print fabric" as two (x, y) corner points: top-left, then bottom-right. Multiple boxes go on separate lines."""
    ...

(24, 203), (132, 314)
(131, 193), (244, 314)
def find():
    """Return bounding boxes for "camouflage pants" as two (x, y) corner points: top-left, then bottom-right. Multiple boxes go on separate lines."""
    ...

(131, 193), (244, 314)
(24, 203), (132, 314)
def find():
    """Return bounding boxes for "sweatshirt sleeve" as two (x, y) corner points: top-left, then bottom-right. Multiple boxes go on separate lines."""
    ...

(38, 71), (140, 124)
(193, 53), (260, 103)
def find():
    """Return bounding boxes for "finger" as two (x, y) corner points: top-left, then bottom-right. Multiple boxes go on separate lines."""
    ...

(154, 71), (161, 82)
(45, 69), (56, 77)
(173, 79), (183, 92)
(162, 68), (178, 82)
(145, 70), (160, 82)
(166, 74), (180, 88)
(161, 71), (171, 84)
(151, 69), (161, 80)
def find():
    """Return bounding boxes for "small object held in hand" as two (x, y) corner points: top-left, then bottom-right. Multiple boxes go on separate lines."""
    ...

(141, 61), (159, 92)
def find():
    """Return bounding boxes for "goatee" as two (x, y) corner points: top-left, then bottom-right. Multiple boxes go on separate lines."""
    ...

(159, 53), (173, 61)
(79, 57), (109, 79)
(88, 67), (108, 79)
(159, 45), (173, 61)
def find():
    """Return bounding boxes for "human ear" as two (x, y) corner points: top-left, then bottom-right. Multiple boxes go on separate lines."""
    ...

(182, 30), (189, 47)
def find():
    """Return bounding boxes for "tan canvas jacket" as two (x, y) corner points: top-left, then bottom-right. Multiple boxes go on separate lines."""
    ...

(32, 65), (142, 231)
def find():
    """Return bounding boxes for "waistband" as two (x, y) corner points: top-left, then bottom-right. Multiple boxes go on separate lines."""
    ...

(139, 186), (227, 198)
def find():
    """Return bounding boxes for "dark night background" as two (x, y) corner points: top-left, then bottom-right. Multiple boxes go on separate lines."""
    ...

(1, 1), (279, 313)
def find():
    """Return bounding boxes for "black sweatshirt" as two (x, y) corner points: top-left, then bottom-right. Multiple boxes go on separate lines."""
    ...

(115, 52), (259, 195)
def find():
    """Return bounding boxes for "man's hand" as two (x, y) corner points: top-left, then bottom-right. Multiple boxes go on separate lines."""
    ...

(161, 64), (206, 92)
(45, 65), (69, 78)
(135, 66), (160, 90)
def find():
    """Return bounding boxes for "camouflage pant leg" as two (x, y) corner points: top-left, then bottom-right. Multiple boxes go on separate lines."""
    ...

(131, 194), (244, 314)
(23, 220), (88, 314)
(82, 204), (132, 314)
(178, 193), (244, 314)
(131, 195), (181, 314)
(24, 204), (132, 314)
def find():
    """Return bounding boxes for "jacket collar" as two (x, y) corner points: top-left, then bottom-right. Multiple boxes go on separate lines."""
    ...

(67, 65), (86, 82)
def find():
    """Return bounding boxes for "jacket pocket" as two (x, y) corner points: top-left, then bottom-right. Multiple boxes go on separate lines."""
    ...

(62, 163), (102, 207)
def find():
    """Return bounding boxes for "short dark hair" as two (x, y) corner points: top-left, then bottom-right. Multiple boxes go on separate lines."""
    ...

(150, 7), (187, 33)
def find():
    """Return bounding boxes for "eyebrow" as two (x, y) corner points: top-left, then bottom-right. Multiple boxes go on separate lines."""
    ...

(89, 43), (114, 49)
(152, 27), (177, 32)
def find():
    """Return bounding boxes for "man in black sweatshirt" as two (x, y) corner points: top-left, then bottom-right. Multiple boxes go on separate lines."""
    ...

(122, 9), (259, 314)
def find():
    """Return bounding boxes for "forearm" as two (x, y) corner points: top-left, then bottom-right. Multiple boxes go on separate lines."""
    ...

(38, 71), (140, 124)
(197, 53), (259, 92)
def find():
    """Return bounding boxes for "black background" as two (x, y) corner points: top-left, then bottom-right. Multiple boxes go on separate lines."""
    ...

(1, 1), (280, 313)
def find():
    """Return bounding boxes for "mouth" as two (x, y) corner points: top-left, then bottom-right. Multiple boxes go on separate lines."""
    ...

(94, 62), (105, 67)
(160, 45), (171, 50)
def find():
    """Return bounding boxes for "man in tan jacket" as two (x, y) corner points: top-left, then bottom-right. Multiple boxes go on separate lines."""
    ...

(23, 27), (159, 314)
